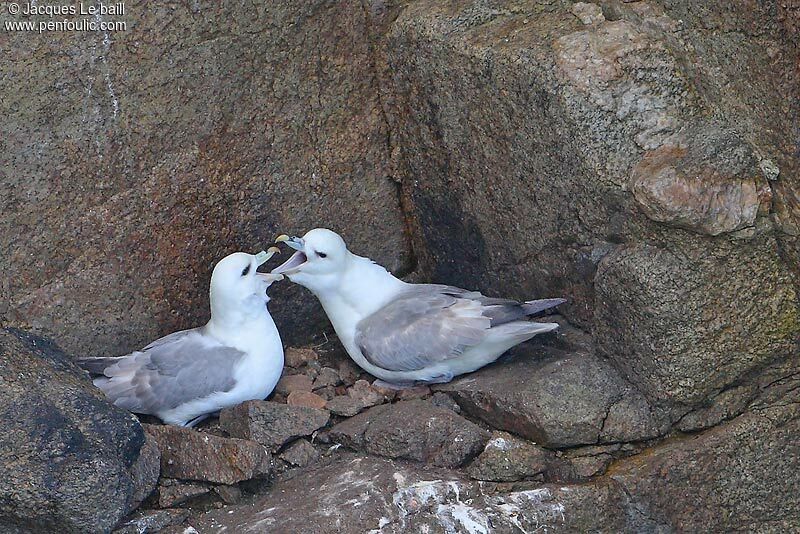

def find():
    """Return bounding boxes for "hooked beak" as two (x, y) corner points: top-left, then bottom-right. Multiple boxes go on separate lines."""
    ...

(255, 247), (284, 282)
(275, 234), (305, 251)
(273, 235), (308, 275)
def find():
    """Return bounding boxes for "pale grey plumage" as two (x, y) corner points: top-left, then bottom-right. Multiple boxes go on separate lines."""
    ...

(354, 284), (565, 373)
(78, 327), (246, 416)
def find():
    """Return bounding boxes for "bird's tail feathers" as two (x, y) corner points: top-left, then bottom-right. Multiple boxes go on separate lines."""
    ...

(75, 356), (126, 375)
(522, 298), (567, 316)
(489, 320), (559, 341)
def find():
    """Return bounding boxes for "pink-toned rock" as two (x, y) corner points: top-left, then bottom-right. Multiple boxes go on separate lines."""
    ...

(143, 424), (271, 485)
(156, 479), (211, 508)
(279, 439), (320, 468)
(369, 383), (399, 402)
(313, 367), (342, 389)
(327, 380), (387, 417)
(571, 2), (605, 25)
(284, 347), (319, 369)
(275, 374), (314, 396)
(287, 390), (328, 410)
(630, 132), (768, 236)
(397, 385), (432, 401)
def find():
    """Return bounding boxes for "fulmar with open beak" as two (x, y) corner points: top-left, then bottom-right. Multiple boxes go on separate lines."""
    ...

(273, 229), (564, 387)
(77, 248), (285, 426)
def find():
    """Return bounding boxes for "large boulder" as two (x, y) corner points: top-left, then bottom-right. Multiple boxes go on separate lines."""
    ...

(190, 453), (651, 533)
(0, 329), (158, 533)
(436, 345), (671, 448)
(0, 0), (410, 356)
(377, 0), (799, 409)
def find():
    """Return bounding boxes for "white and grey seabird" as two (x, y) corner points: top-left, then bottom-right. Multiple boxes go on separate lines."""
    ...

(272, 229), (564, 386)
(78, 248), (285, 426)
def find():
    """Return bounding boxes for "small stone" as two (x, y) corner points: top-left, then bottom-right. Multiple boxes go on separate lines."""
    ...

(430, 392), (461, 413)
(279, 439), (321, 468)
(213, 484), (243, 505)
(287, 390), (328, 410)
(313, 367), (342, 389)
(275, 374), (314, 395)
(326, 395), (365, 417)
(571, 2), (605, 25)
(327, 380), (386, 417)
(157, 479), (211, 508)
(284, 347), (318, 368)
(220, 400), (330, 451)
(467, 431), (552, 482)
(349, 379), (385, 407)
(315, 385), (337, 401)
(369, 382), (398, 402)
(397, 385), (431, 401)
(759, 158), (779, 181)
(337, 359), (362, 386)
(144, 424), (271, 485)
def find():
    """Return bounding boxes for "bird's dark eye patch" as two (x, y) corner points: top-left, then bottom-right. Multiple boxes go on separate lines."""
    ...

(241, 264), (251, 276)
(316, 251), (327, 259)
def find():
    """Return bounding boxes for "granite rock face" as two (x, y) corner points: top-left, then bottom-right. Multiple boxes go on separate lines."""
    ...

(0, 329), (158, 533)
(0, 1), (410, 356)
(2, 0), (799, 531)
(612, 401), (800, 531)
(379, 0), (799, 410)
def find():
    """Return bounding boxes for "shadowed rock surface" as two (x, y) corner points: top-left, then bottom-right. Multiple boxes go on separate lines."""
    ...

(0, 329), (158, 533)
(0, 1), (410, 356)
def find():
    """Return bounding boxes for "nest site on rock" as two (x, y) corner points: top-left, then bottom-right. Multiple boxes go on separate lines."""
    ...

(2, 0), (798, 533)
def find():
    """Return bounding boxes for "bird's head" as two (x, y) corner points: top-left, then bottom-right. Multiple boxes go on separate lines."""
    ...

(272, 228), (350, 293)
(209, 248), (283, 318)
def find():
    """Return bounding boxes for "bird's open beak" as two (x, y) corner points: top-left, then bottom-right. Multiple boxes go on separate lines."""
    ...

(255, 247), (284, 282)
(272, 235), (308, 275)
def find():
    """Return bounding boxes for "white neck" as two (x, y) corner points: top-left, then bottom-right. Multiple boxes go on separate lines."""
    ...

(207, 295), (272, 340)
(313, 254), (407, 337)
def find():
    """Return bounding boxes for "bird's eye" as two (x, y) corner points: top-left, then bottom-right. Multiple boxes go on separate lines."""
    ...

(241, 264), (251, 276)
(316, 251), (327, 259)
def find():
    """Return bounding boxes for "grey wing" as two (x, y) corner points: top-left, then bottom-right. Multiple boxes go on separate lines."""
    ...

(95, 330), (246, 414)
(141, 327), (199, 351)
(354, 286), (491, 372)
(436, 286), (565, 326)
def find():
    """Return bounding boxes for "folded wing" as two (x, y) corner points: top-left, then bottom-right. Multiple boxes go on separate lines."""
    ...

(79, 327), (246, 415)
(355, 285), (563, 372)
